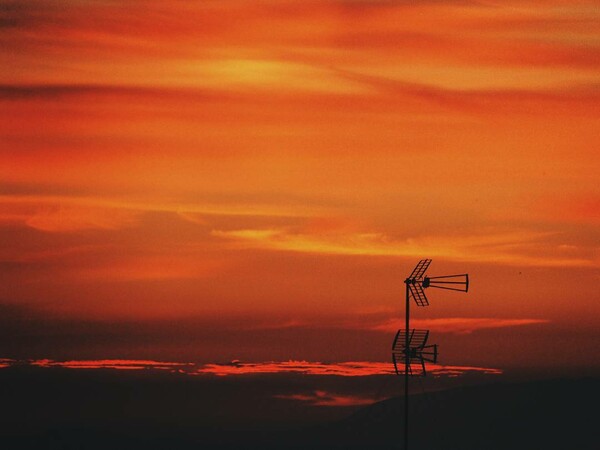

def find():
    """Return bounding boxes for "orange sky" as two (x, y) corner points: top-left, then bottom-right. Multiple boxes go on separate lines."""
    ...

(1, 1), (599, 369)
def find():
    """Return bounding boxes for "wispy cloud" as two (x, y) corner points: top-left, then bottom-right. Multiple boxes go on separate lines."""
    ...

(0, 194), (326, 225)
(369, 317), (550, 334)
(24, 205), (139, 232)
(212, 227), (595, 267)
(195, 360), (502, 377)
(275, 390), (378, 407)
(1, 359), (501, 377)
(0, 358), (14, 368)
(211, 315), (550, 335)
(29, 359), (191, 371)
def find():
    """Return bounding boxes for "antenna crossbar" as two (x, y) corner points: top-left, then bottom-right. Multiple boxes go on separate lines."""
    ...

(409, 284), (429, 306)
(407, 259), (432, 281)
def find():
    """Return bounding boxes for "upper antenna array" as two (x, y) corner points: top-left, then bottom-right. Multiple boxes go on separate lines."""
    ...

(404, 258), (469, 307)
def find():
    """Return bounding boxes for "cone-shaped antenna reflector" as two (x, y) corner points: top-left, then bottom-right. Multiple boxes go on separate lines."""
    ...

(423, 273), (469, 292)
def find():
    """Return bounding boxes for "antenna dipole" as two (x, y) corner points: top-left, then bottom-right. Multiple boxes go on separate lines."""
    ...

(394, 259), (469, 450)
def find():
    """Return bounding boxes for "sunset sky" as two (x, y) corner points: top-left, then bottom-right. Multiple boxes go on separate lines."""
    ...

(1, 0), (599, 375)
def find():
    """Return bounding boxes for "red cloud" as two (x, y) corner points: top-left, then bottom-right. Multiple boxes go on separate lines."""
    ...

(195, 360), (501, 377)
(370, 317), (549, 334)
(276, 390), (378, 407)
(29, 359), (191, 371)
(5, 359), (501, 377)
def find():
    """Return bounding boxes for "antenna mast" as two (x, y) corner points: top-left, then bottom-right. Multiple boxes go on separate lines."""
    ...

(394, 259), (469, 450)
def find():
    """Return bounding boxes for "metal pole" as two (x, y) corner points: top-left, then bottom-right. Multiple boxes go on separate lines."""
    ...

(404, 281), (410, 450)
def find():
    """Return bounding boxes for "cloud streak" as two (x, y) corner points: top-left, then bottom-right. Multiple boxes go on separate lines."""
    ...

(0, 358), (502, 378)
(275, 390), (378, 407)
(212, 227), (596, 267)
(369, 317), (550, 334)
(30, 359), (191, 371)
(195, 360), (502, 377)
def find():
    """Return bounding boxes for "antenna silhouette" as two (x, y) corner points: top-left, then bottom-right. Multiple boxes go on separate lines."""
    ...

(394, 258), (469, 450)
(392, 329), (438, 377)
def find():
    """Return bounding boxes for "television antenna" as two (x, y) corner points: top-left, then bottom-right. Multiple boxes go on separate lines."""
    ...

(392, 329), (438, 377)
(394, 259), (469, 450)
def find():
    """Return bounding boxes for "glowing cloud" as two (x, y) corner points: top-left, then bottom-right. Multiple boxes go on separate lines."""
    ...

(212, 227), (594, 267)
(195, 360), (502, 377)
(0, 358), (15, 369)
(275, 390), (378, 407)
(29, 359), (191, 371)
(369, 318), (550, 335)
(1, 359), (501, 377)
(25, 206), (139, 232)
